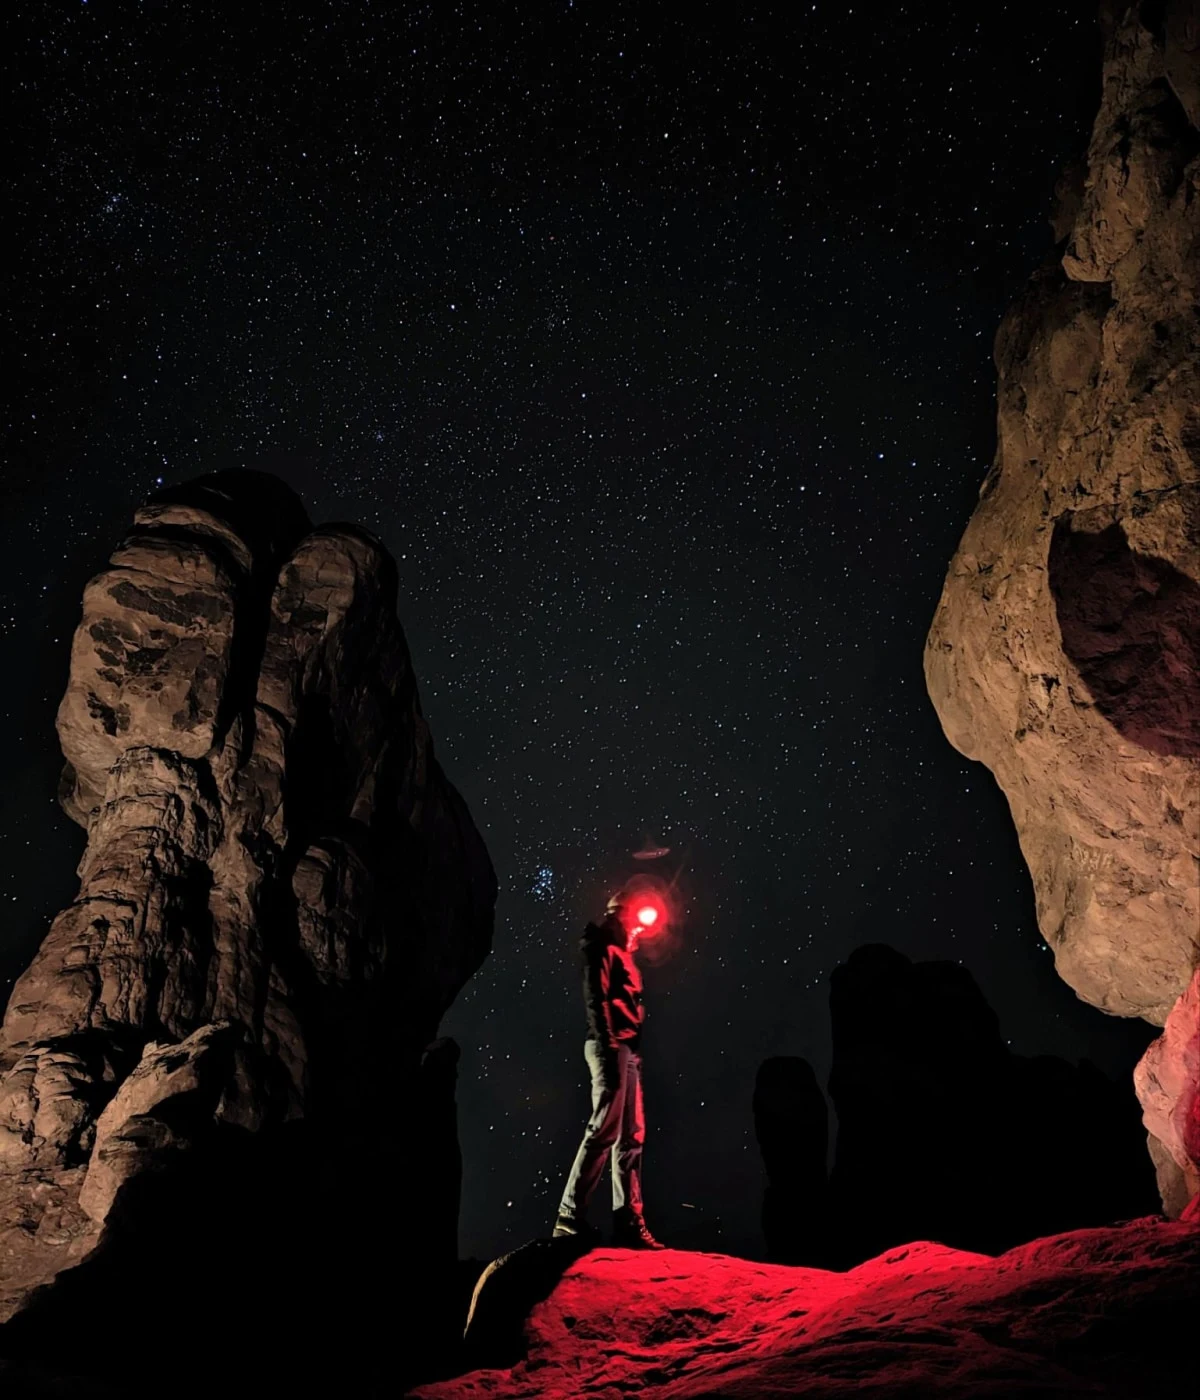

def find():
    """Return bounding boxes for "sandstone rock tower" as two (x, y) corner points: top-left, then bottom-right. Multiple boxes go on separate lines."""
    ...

(926, 0), (1200, 1213)
(0, 472), (496, 1332)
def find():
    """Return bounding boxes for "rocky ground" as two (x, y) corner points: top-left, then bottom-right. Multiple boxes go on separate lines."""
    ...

(413, 1209), (1200, 1399)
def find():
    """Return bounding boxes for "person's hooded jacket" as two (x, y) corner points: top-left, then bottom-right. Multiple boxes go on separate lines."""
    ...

(580, 915), (644, 1050)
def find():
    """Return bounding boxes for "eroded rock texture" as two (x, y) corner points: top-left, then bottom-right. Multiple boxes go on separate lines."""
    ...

(0, 472), (495, 1354)
(925, 2), (1200, 1208)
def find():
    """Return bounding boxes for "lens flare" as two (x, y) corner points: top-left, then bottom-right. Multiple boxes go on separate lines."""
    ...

(610, 875), (673, 947)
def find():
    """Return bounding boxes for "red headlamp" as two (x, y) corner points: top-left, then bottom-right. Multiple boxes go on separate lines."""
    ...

(623, 891), (667, 938)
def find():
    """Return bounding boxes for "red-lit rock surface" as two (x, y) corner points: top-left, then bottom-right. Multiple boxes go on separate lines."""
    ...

(1135, 967), (1200, 1213)
(415, 1215), (1200, 1399)
(924, 0), (1200, 1210)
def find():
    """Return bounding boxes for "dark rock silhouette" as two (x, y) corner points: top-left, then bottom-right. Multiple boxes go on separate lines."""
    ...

(460, 1236), (592, 1369)
(0, 471), (496, 1391)
(753, 1056), (830, 1265)
(821, 945), (1159, 1266)
(417, 1037), (466, 1266)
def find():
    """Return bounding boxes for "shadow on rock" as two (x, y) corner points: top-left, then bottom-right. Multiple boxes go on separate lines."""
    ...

(461, 1236), (594, 1369)
(0, 1360), (127, 1399)
(1049, 518), (1200, 759)
(0, 1121), (464, 1398)
(825, 944), (1159, 1264)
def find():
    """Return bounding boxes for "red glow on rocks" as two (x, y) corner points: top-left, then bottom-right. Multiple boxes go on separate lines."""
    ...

(415, 1216), (1200, 1400)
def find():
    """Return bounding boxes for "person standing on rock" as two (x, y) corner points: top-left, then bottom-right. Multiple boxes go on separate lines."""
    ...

(553, 889), (665, 1249)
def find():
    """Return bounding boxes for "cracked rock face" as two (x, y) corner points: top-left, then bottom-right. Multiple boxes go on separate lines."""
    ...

(925, 1), (1200, 1212)
(0, 471), (496, 1319)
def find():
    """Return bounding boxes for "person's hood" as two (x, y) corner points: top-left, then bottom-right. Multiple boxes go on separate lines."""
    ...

(581, 915), (627, 951)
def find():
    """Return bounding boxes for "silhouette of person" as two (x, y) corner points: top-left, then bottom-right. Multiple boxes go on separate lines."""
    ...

(553, 889), (664, 1249)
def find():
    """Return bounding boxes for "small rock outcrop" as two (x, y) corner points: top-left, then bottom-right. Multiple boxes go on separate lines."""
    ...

(924, 0), (1200, 1210)
(0, 472), (495, 1378)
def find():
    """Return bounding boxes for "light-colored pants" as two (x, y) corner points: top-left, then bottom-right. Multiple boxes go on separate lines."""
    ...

(558, 1040), (645, 1221)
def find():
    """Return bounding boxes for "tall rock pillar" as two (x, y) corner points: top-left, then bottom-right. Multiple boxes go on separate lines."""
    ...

(925, 2), (1200, 1212)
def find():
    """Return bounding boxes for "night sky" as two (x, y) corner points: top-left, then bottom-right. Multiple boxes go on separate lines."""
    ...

(4, 2), (1159, 1261)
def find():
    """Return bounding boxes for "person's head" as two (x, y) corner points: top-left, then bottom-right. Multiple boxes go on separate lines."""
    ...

(605, 889), (639, 951)
(605, 888), (664, 952)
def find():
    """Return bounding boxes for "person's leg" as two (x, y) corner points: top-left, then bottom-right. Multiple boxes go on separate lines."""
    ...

(612, 1051), (663, 1248)
(556, 1040), (626, 1229)
(611, 1049), (644, 1215)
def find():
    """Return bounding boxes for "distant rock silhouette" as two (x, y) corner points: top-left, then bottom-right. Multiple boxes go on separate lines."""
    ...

(820, 945), (1159, 1266)
(0, 471), (496, 1393)
(924, 0), (1199, 1211)
(753, 1056), (830, 1266)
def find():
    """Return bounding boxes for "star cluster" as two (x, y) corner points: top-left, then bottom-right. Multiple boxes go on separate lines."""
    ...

(1, 2), (1157, 1260)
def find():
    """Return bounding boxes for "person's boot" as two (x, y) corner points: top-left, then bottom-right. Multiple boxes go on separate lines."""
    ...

(612, 1207), (665, 1250)
(553, 1213), (600, 1245)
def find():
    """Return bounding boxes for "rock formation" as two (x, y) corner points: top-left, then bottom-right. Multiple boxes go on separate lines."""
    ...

(753, 947), (1156, 1269)
(0, 472), (496, 1380)
(753, 1056), (831, 1266)
(925, 0), (1200, 1211)
(1134, 966), (1200, 1211)
(823, 945), (1157, 1264)
(412, 1214), (1200, 1400)
(436, 948), (1182, 1394)
(460, 1236), (590, 1371)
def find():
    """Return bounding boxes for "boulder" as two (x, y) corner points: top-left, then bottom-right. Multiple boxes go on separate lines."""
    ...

(1135, 967), (1200, 1212)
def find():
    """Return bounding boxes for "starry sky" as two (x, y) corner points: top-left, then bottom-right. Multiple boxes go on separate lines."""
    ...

(3, 2), (1159, 1261)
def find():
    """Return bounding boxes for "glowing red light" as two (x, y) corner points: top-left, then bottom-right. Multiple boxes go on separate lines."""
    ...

(637, 905), (659, 927)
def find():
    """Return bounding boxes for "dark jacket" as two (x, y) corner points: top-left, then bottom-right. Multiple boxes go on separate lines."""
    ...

(581, 917), (644, 1050)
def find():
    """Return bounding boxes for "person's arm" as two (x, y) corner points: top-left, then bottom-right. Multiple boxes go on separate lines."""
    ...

(583, 938), (618, 1049)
